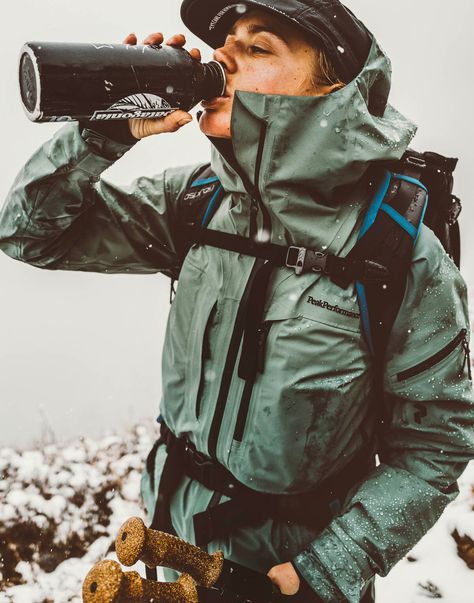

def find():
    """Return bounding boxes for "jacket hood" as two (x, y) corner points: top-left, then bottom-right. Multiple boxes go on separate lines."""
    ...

(209, 35), (417, 250)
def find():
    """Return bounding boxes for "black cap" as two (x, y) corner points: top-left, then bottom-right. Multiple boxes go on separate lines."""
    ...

(181, 0), (372, 83)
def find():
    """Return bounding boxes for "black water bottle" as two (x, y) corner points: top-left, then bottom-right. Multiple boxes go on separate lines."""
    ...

(19, 41), (226, 123)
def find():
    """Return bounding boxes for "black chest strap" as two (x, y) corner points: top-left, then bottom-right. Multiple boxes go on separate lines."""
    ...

(185, 223), (389, 285)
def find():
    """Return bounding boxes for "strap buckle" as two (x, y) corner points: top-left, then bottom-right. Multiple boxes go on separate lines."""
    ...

(286, 246), (327, 276)
(447, 194), (462, 225)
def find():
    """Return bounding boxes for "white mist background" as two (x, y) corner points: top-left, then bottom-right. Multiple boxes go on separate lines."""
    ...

(0, 0), (473, 449)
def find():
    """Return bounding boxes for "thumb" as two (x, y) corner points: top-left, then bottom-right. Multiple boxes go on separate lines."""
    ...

(128, 110), (193, 139)
(160, 110), (193, 133)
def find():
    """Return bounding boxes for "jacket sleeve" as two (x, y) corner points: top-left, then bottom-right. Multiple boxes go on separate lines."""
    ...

(0, 122), (204, 275)
(293, 226), (474, 603)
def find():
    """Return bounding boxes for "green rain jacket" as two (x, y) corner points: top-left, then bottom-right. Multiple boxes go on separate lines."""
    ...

(1, 37), (473, 602)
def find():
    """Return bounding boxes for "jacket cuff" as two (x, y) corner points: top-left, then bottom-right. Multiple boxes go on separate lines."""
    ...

(293, 525), (372, 603)
(79, 122), (137, 162)
(290, 562), (325, 602)
(79, 118), (138, 145)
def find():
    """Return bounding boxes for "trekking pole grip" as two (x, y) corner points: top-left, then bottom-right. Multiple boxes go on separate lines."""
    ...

(82, 559), (198, 603)
(116, 517), (224, 588)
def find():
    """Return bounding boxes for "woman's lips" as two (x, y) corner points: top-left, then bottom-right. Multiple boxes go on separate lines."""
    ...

(201, 95), (231, 109)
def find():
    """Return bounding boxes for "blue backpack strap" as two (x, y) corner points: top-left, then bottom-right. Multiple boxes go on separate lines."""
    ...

(175, 163), (225, 254)
(336, 160), (429, 360)
(172, 163), (225, 293)
(181, 164), (224, 228)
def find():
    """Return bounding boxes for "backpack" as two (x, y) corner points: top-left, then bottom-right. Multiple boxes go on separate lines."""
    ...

(174, 149), (461, 365)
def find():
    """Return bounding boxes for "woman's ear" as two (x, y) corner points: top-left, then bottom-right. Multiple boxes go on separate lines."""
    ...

(317, 81), (345, 96)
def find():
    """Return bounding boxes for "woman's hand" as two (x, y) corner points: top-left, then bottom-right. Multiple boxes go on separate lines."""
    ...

(267, 561), (301, 595)
(122, 32), (202, 140)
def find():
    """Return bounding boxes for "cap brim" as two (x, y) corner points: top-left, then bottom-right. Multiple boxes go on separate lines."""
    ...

(181, 0), (310, 49)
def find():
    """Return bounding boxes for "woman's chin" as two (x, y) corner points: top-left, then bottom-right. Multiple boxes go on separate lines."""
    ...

(199, 110), (232, 139)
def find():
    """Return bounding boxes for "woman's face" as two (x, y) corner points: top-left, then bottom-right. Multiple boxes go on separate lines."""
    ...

(199, 8), (337, 139)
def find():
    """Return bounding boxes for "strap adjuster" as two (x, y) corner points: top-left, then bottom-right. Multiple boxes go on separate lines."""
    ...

(286, 246), (327, 276)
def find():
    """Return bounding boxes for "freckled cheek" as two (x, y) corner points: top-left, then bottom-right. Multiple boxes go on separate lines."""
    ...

(235, 64), (286, 95)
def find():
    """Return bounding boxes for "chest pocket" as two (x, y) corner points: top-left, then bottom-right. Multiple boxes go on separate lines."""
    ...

(227, 269), (373, 491)
(264, 268), (362, 333)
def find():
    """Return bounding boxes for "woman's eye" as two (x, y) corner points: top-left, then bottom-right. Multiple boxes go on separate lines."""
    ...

(250, 45), (269, 54)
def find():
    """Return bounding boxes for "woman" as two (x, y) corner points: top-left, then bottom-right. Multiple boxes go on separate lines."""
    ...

(1, 1), (472, 601)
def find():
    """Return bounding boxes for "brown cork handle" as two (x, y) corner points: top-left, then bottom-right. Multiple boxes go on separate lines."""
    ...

(116, 517), (224, 588)
(82, 559), (198, 603)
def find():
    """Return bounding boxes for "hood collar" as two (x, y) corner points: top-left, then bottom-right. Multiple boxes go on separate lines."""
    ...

(208, 36), (417, 250)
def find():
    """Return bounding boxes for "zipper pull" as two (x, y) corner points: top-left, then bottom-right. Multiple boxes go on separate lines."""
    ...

(249, 197), (258, 241)
(461, 333), (472, 380)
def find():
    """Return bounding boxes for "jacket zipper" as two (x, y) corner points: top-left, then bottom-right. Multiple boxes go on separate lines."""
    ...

(396, 328), (469, 381)
(233, 321), (272, 442)
(207, 122), (271, 458)
(195, 302), (217, 419)
(207, 258), (262, 457)
(253, 124), (272, 240)
(461, 335), (472, 380)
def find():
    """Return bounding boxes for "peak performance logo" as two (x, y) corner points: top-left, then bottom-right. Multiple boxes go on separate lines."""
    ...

(307, 296), (360, 319)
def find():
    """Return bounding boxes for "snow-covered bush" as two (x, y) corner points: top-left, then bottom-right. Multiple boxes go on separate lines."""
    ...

(0, 420), (159, 602)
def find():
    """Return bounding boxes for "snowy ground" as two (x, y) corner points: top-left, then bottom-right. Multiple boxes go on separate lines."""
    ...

(0, 421), (159, 603)
(1, 421), (474, 602)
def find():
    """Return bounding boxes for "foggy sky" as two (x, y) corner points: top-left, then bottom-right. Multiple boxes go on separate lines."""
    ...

(1, 0), (472, 448)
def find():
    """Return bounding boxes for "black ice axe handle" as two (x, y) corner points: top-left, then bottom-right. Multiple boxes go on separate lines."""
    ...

(115, 517), (294, 603)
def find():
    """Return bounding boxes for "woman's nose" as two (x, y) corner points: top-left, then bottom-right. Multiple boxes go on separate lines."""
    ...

(213, 44), (237, 75)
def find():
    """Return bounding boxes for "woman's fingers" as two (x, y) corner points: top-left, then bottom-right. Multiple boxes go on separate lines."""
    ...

(165, 35), (202, 61)
(123, 33), (201, 61)
(122, 33), (137, 45)
(142, 32), (165, 46)
(164, 33), (186, 47)
(189, 48), (202, 61)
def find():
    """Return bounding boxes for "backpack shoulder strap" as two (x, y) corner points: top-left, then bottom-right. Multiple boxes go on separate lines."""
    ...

(345, 149), (460, 362)
(174, 163), (225, 269)
(180, 164), (224, 228)
(338, 156), (429, 361)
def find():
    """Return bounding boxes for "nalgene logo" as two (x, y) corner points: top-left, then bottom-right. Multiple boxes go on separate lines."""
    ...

(92, 108), (174, 120)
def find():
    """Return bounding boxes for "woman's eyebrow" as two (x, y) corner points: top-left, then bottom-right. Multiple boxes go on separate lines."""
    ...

(227, 23), (289, 45)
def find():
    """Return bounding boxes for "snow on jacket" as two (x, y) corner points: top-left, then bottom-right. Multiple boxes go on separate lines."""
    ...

(1, 36), (473, 602)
